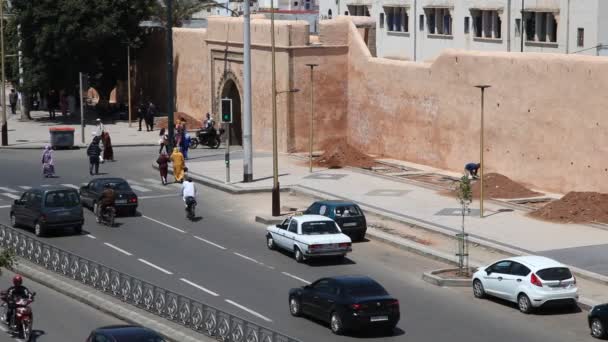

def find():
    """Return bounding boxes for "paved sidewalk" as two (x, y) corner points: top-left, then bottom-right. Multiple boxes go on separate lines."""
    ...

(1, 110), (159, 149)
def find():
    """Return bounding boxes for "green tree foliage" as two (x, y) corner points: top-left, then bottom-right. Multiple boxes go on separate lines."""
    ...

(456, 175), (473, 206)
(0, 249), (16, 275)
(9, 0), (154, 105)
(150, 0), (233, 27)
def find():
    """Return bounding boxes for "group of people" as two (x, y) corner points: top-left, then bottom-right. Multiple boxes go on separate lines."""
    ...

(46, 90), (70, 119)
(84, 119), (114, 176)
(137, 101), (157, 132)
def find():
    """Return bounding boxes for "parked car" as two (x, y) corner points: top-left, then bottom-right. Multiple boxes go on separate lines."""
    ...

(86, 325), (166, 342)
(288, 275), (400, 335)
(266, 215), (352, 262)
(589, 304), (608, 339)
(80, 178), (138, 216)
(304, 200), (367, 241)
(9, 186), (84, 237)
(472, 256), (578, 313)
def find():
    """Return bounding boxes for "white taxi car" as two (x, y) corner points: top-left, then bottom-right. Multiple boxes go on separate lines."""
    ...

(266, 215), (352, 262)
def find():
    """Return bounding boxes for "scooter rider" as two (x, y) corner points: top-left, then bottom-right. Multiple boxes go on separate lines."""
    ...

(5, 275), (32, 328)
(181, 177), (197, 211)
(98, 184), (116, 220)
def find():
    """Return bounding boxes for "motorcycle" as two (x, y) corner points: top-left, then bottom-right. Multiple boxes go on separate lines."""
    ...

(96, 206), (116, 227)
(0, 291), (35, 341)
(189, 127), (225, 149)
(185, 196), (197, 220)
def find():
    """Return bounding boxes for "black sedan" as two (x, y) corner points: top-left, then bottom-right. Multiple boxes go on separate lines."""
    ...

(288, 275), (400, 335)
(589, 303), (608, 339)
(86, 325), (165, 342)
(80, 178), (138, 216)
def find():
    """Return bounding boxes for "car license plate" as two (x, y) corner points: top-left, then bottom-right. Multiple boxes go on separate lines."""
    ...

(343, 222), (357, 227)
(116, 199), (127, 204)
(370, 316), (389, 322)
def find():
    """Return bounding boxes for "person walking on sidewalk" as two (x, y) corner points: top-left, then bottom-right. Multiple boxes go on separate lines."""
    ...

(41, 145), (55, 178)
(137, 102), (146, 131)
(182, 133), (191, 160)
(9, 89), (17, 115)
(47, 90), (58, 120)
(87, 137), (102, 175)
(156, 151), (170, 185)
(170, 147), (185, 183)
(60, 91), (68, 117)
(158, 128), (170, 154)
(101, 131), (114, 162)
(145, 101), (156, 132)
(95, 118), (104, 137)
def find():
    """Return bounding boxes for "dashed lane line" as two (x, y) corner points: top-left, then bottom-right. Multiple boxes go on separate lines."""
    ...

(0, 205), (10, 209)
(2, 193), (20, 200)
(18, 186), (31, 190)
(281, 272), (311, 284)
(130, 185), (152, 193)
(225, 299), (273, 322)
(233, 252), (260, 264)
(104, 243), (133, 256)
(138, 194), (177, 200)
(0, 187), (17, 193)
(180, 278), (220, 297)
(193, 236), (227, 250)
(86, 234), (97, 239)
(141, 215), (186, 233)
(138, 258), (173, 275)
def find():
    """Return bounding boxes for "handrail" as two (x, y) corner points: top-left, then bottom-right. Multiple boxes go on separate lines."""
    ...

(0, 223), (301, 342)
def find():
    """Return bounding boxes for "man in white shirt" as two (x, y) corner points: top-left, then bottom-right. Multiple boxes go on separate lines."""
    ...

(181, 177), (197, 203)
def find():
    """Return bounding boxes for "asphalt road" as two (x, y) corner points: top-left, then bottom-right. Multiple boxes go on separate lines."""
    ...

(0, 146), (599, 342)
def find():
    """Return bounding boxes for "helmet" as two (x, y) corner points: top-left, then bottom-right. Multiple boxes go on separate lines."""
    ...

(12, 275), (22, 286)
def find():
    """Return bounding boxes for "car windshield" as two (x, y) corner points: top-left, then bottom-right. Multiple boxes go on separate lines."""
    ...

(301, 221), (340, 235)
(44, 190), (80, 208)
(345, 281), (388, 297)
(334, 205), (361, 217)
(103, 182), (131, 191)
(536, 267), (573, 281)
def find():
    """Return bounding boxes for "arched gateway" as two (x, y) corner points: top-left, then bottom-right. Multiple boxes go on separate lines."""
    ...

(217, 73), (243, 146)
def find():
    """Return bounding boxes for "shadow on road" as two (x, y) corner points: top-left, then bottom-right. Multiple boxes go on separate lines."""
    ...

(484, 296), (581, 315)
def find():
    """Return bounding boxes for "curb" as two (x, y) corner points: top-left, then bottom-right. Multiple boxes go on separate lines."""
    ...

(0, 143), (158, 150)
(12, 260), (213, 342)
(421, 269), (472, 287)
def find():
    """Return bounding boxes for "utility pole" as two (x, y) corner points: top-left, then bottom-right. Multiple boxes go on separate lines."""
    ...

(166, 0), (175, 150)
(243, 0), (253, 182)
(127, 45), (132, 128)
(475, 85), (490, 218)
(1, 0), (7, 146)
(305, 63), (318, 173)
(79, 72), (85, 144)
(520, 0), (525, 52)
(270, 0), (280, 216)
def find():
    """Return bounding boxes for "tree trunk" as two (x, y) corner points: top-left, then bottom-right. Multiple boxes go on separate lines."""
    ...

(19, 91), (30, 121)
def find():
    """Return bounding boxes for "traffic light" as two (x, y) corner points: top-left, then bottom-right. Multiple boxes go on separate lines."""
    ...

(221, 98), (233, 124)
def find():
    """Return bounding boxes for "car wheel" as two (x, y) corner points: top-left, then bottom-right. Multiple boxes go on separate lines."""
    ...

(517, 293), (533, 314)
(383, 324), (396, 336)
(591, 318), (606, 339)
(289, 297), (301, 317)
(128, 208), (137, 216)
(74, 225), (83, 235)
(266, 235), (275, 250)
(34, 222), (45, 237)
(473, 279), (486, 299)
(9, 213), (19, 228)
(330, 312), (344, 335)
(357, 232), (366, 242)
(294, 247), (304, 263)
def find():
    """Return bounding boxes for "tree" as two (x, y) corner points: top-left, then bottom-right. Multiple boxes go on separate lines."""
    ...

(9, 0), (155, 113)
(0, 249), (16, 275)
(150, 0), (237, 27)
(455, 175), (472, 276)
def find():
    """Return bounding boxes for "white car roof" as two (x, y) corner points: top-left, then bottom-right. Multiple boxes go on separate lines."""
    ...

(506, 256), (565, 270)
(293, 215), (335, 223)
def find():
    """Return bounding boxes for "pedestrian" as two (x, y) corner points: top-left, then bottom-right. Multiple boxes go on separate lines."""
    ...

(47, 90), (58, 120)
(9, 89), (17, 115)
(464, 162), (480, 179)
(137, 102), (146, 131)
(156, 151), (170, 185)
(41, 145), (55, 178)
(158, 128), (170, 154)
(145, 101), (156, 132)
(170, 147), (185, 183)
(87, 137), (102, 175)
(60, 91), (68, 117)
(95, 118), (104, 137)
(101, 131), (114, 162)
(182, 133), (191, 160)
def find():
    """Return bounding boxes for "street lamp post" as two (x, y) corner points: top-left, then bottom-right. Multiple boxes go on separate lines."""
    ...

(127, 45), (132, 128)
(475, 85), (491, 218)
(1, 0), (7, 146)
(166, 0), (175, 150)
(270, 0), (279, 216)
(305, 64), (318, 173)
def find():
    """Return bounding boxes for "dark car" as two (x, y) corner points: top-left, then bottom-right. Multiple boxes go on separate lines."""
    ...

(86, 325), (166, 342)
(9, 186), (84, 237)
(589, 304), (608, 339)
(80, 178), (138, 216)
(304, 200), (367, 241)
(288, 275), (400, 335)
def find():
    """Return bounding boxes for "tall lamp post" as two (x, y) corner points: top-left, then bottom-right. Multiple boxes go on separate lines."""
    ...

(1, 0), (7, 146)
(305, 63), (318, 173)
(127, 44), (132, 128)
(166, 0), (175, 150)
(475, 85), (491, 218)
(270, 0), (279, 216)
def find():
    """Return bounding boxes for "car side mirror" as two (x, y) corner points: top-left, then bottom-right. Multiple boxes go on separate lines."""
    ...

(13, 199), (21, 205)
(485, 268), (492, 276)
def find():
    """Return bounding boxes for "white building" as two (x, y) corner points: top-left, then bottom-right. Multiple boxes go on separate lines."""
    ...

(258, 0), (318, 11)
(320, 0), (608, 61)
(193, 0), (260, 18)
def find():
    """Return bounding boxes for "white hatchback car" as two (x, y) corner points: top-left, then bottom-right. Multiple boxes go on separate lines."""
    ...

(472, 256), (578, 313)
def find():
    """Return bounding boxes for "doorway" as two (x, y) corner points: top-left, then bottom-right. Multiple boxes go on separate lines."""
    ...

(220, 79), (242, 146)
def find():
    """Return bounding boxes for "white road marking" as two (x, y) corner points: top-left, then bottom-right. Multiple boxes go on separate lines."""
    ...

(138, 194), (177, 200)
(61, 184), (80, 189)
(86, 234), (97, 239)
(0, 187), (17, 193)
(2, 193), (20, 200)
(104, 243), (133, 256)
(194, 236), (227, 250)
(233, 252), (260, 264)
(130, 185), (152, 193)
(18, 186), (31, 190)
(138, 258), (173, 275)
(225, 299), (273, 322)
(281, 272), (311, 284)
(0, 205), (10, 209)
(141, 215), (186, 233)
(127, 179), (143, 185)
(141, 178), (172, 190)
(180, 278), (219, 297)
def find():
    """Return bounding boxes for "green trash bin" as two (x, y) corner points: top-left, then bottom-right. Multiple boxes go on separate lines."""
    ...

(49, 127), (75, 148)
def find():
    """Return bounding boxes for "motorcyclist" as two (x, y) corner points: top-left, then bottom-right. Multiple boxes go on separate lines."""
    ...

(5, 275), (32, 328)
(200, 113), (216, 139)
(181, 177), (197, 212)
(98, 183), (116, 220)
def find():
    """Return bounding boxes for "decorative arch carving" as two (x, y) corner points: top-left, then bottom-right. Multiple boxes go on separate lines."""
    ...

(214, 69), (243, 114)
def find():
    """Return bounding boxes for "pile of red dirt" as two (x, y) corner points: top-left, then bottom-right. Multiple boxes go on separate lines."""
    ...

(471, 173), (541, 199)
(156, 112), (202, 130)
(530, 192), (608, 224)
(313, 139), (376, 169)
